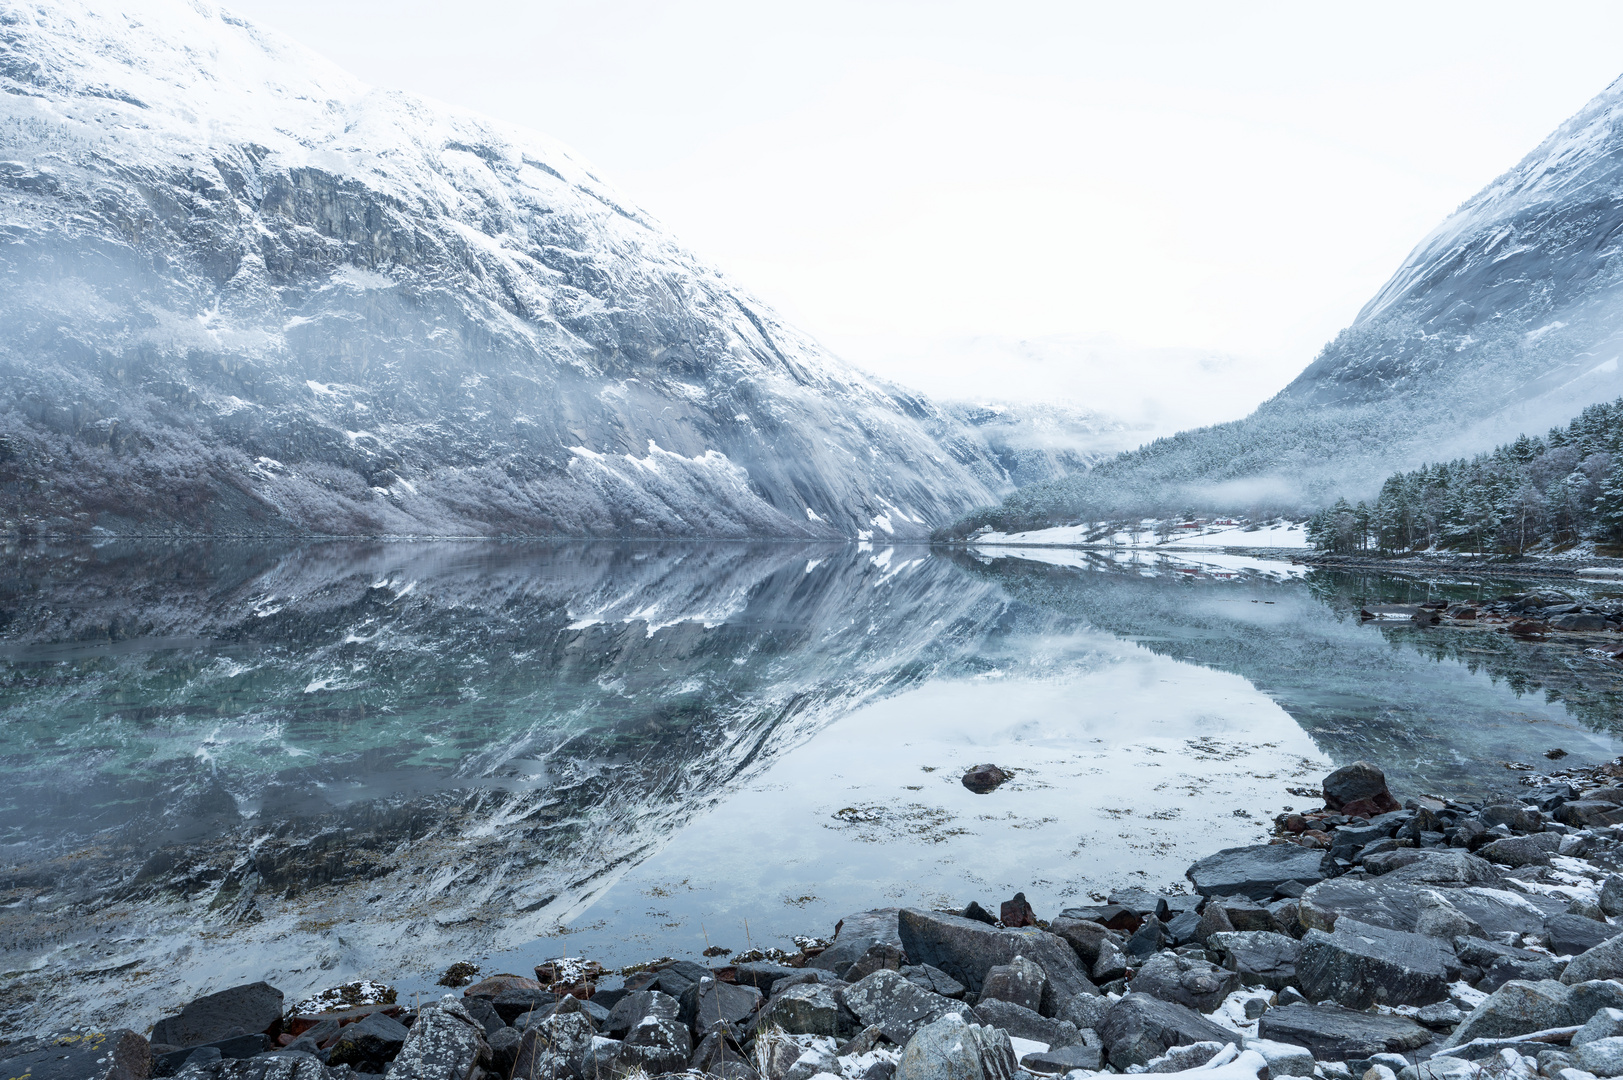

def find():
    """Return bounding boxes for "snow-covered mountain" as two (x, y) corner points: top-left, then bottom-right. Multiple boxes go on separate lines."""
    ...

(954, 73), (1623, 527)
(0, 0), (1017, 539)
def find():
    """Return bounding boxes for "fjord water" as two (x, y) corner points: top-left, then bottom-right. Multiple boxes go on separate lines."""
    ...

(1, 540), (1619, 1031)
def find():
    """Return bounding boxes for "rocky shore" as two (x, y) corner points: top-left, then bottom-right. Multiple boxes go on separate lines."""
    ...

(19, 760), (1623, 1080)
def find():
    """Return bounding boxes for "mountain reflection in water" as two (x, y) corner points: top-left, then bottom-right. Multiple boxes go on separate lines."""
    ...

(0, 540), (1616, 1034)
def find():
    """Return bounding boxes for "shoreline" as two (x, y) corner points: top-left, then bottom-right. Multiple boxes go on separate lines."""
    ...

(20, 760), (1623, 1080)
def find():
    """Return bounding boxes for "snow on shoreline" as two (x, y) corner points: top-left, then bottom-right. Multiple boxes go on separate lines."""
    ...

(970, 519), (1311, 550)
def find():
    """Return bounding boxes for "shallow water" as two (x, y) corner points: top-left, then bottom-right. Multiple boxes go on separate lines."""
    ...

(1, 539), (1619, 1031)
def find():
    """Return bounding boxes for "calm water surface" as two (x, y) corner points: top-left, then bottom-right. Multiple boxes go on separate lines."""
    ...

(1, 539), (1620, 1031)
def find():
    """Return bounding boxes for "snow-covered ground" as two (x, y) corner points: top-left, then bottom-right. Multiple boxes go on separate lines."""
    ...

(972, 519), (1310, 550)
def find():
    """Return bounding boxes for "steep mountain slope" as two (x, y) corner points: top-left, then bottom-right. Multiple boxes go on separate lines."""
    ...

(954, 73), (1623, 528)
(0, 0), (1013, 539)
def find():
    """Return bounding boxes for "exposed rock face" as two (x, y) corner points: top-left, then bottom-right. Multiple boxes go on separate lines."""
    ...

(1256, 1004), (1432, 1059)
(150, 983), (285, 1048)
(1296, 919), (1452, 1009)
(0, 1030), (151, 1080)
(1097, 993), (1236, 1070)
(895, 1013), (1017, 1080)
(386, 999), (491, 1080)
(1185, 844), (1328, 899)
(0, 0), (1021, 540)
(896, 909), (1094, 1010)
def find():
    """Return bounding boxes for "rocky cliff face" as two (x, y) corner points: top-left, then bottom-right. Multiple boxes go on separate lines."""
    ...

(0, 0), (1014, 539)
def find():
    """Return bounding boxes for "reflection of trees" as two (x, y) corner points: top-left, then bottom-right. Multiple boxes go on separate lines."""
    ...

(952, 551), (1623, 792)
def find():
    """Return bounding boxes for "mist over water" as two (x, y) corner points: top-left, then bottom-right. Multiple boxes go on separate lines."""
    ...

(1, 539), (1617, 1033)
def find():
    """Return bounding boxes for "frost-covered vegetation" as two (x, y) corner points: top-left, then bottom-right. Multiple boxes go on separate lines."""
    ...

(1305, 397), (1623, 554)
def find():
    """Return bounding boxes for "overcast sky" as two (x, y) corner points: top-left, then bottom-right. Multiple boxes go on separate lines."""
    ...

(229, 0), (1623, 428)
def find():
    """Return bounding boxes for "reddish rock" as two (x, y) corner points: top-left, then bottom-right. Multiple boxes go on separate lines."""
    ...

(1322, 761), (1400, 816)
(1000, 892), (1037, 928)
(463, 973), (542, 999)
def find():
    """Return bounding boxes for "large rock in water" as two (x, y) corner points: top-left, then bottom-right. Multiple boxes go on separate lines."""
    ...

(1186, 845), (1328, 899)
(1257, 1004), (1432, 1058)
(895, 1013), (1018, 1080)
(150, 983), (284, 1048)
(387, 998), (491, 1080)
(1097, 993), (1239, 1070)
(1297, 918), (1452, 1008)
(897, 909), (1095, 1009)
(0, 1030), (151, 1080)
(1322, 761), (1402, 817)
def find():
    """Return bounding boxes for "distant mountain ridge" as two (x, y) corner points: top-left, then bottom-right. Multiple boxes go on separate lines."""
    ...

(950, 73), (1623, 531)
(0, 0), (1021, 539)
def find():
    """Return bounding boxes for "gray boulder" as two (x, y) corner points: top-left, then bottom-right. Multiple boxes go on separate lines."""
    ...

(895, 1013), (1017, 1080)
(620, 1013), (692, 1075)
(510, 1015), (596, 1080)
(680, 976), (762, 1036)
(971, 998), (1082, 1048)
(1563, 935), (1623, 984)
(1059, 992), (1111, 1032)
(1256, 1003), (1432, 1058)
(1548, 915), (1618, 958)
(1478, 834), (1560, 868)
(896, 908), (1094, 1011)
(1381, 851), (1503, 886)
(1097, 993), (1238, 1070)
(386, 998), (491, 1080)
(1048, 917), (1116, 968)
(1577, 1037), (1623, 1078)
(1186, 845), (1328, 900)
(1206, 931), (1301, 991)
(1556, 802), (1623, 828)
(900, 964), (966, 999)
(1128, 953), (1242, 1012)
(326, 1013), (409, 1071)
(1, 1030), (151, 1080)
(485, 1028), (523, 1076)
(760, 981), (859, 1038)
(1019, 1043), (1104, 1074)
(1576, 1009), (1623, 1047)
(172, 1054), (338, 1080)
(733, 962), (802, 995)
(603, 989), (680, 1039)
(810, 909), (904, 976)
(1297, 918), (1452, 1008)
(837, 969), (971, 1044)
(1144, 1042), (1229, 1073)
(1600, 877), (1623, 918)
(151, 983), (285, 1049)
(1093, 940), (1129, 983)
(1298, 877), (1552, 937)
(976, 956), (1045, 1012)
(1446, 979), (1623, 1045)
